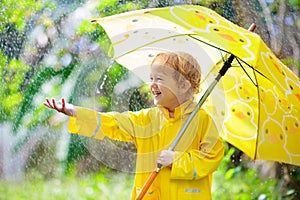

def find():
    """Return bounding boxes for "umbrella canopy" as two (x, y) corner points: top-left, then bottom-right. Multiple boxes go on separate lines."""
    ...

(93, 5), (300, 167)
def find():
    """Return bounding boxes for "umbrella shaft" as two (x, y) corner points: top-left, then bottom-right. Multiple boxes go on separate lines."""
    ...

(169, 77), (218, 150)
(136, 171), (159, 200)
(219, 55), (234, 76)
(136, 44), (236, 200)
(169, 55), (233, 151)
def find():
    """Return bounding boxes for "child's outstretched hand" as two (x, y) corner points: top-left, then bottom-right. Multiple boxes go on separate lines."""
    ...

(43, 97), (76, 116)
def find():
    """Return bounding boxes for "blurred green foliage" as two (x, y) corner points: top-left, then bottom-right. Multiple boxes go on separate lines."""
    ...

(12, 64), (77, 133)
(213, 148), (284, 200)
(0, 0), (47, 32)
(0, 52), (29, 121)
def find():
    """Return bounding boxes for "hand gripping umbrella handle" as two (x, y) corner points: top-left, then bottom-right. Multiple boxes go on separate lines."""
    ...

(136, 23), (256, 200)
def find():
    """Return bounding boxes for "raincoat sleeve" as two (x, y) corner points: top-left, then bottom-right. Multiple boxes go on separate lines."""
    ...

(170, 111), (224, 180)
(68, 106), (150, 142)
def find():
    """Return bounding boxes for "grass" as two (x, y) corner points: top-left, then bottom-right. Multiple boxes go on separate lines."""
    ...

(1, 169), (282, 200)
(0, 170), (134, 200)
(0, 151), (292, 200)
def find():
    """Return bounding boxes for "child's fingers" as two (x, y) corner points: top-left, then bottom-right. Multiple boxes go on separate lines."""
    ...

(44, 97), (70, 115)
(45, 98), (54, 108)
(43, 102), (51, 108)
(61, 98), (66, 109)
(52, 98), (61, 111)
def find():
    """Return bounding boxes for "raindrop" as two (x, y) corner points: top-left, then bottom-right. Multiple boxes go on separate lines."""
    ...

(85, 187), (94, 195)
(258, 194), (267, 200)
(37, 32), (48, 48)
(44, 54), (58, 66)
(53, 187), (61, 194)
(72, 41), (82, 54)
(88, 42), (99, 52)
(61, 53), (72, 66)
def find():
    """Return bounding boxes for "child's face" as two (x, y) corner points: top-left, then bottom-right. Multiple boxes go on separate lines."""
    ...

(150, 60), (187, 111)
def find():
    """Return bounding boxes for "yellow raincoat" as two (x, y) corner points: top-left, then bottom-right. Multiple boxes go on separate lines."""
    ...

(68, 100), (224, 199)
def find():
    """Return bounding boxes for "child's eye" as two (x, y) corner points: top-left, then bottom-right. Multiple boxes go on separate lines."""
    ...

(149, 76), (163, 82)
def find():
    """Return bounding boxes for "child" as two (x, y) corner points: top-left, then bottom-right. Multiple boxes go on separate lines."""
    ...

(44, 52), (224, 199)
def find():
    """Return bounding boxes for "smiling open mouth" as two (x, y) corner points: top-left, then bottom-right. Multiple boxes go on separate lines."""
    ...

(152, 90), (161, 97)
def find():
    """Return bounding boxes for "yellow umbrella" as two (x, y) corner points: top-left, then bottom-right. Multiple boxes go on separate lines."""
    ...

(92, 5), (300, 196)
(93, 5), (300, 166)
(92, 5), (300, 199)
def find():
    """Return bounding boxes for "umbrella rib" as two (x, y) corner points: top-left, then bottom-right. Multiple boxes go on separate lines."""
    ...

(237, 58), (270, 81)
(235, 58), (258, 87)
(190, 35), (270, 85)
(189, 35), (230, 54)
(200, 53), (229, 85)
(112, 33), (270, 88)
(189, 35), (270, 83)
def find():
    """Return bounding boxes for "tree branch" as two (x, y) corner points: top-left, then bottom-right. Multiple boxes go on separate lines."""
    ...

(257, 0), (280, 54)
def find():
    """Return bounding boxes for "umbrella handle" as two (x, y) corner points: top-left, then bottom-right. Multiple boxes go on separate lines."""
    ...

(136, 164), (162, 200)
(136, 23), (256, 200)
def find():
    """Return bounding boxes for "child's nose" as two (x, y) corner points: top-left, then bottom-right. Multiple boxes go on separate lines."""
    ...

(150, 81), (158, 88)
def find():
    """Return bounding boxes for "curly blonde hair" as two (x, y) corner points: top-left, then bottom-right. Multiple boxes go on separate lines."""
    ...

(151, 52), (201, 94)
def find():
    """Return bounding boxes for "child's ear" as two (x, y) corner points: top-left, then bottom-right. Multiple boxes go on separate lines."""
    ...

(181, 80), (192, 93)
